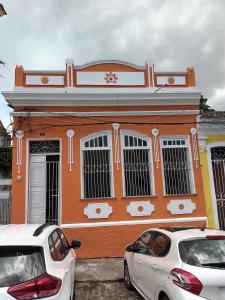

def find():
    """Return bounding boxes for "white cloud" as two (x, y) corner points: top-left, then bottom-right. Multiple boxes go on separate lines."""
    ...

(0, 0), (225, 123)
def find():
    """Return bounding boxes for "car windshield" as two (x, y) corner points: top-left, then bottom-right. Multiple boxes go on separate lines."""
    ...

(0, 246), (46, 287)
(179, 238), (225, 269)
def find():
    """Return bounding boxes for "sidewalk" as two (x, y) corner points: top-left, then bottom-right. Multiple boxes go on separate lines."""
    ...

(75, 258), (143, 299)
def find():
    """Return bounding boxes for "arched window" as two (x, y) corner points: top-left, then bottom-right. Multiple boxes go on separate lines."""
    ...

(81, 132), (113, 199)
(121, 131), (154, 197)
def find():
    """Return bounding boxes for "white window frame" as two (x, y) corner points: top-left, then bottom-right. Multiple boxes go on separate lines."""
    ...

(160, 136), (195, 196)
(121, 130), (155, 197)
(80, 131), (114, 199)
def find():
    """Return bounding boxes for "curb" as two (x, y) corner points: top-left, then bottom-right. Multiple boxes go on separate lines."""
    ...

(75, 278), (124, 284)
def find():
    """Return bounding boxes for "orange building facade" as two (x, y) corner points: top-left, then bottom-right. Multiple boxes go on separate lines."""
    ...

(2, 60), (206, 258)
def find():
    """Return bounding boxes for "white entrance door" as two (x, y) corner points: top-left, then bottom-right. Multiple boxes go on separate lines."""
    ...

(28, 156), (46, 224)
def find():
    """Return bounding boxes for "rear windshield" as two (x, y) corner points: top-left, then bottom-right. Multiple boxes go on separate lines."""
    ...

(0, 246), (46, 287)
(179, 238), (225, 269)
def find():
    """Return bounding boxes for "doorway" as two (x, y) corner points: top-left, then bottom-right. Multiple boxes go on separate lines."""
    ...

(28, 140), (60, 224)
(211, 146), (225, 229)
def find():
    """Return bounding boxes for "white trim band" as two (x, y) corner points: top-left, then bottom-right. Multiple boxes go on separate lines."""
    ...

(11, 110), (200, 117)
(61, 216), (206, 229)
(2, 90), (201, 107)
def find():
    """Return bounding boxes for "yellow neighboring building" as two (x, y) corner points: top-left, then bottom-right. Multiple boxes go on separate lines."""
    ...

(199, 112), (225, 229)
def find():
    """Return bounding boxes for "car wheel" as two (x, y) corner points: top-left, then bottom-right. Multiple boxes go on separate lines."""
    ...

(161, 295), (170, 300)
(72, 282), (76, 300)
(124, 262), (134, 290)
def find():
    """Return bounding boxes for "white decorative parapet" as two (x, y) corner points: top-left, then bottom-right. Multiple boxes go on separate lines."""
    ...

(76, 72), (145, 86)
(167, 199), (196, 215)
(26, 75), (64, 86)
(127, 201), (155, 217)
(155, 75), (186, 86)
(84, 203), (113, 219)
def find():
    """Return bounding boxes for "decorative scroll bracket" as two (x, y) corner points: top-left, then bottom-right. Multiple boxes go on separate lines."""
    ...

(15, 130), (24, 175)
(67, 129), (75, 171)
(190, 127), (199, 167)
(112, 123), (120, 170)
(152, 128), (160, 168)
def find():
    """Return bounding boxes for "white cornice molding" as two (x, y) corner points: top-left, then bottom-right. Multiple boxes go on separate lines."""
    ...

(11, 110), (200, 117)
(2, 89), (201, 107)
(11, 87), (200, 93)
(60, 216), (206, 229)
(198, 120), (225, 136)
(74, 60), (145, 70)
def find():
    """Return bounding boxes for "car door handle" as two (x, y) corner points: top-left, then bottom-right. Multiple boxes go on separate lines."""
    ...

(152, 264), (158, 270)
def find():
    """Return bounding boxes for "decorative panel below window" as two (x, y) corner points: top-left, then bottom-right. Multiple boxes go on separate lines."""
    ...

(161, 138), (194, 195)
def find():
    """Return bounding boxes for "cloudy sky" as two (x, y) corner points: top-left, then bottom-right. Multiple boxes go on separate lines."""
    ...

(0, 0), (225, 128)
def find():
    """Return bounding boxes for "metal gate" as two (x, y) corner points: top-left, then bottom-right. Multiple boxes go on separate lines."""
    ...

(0, 179), (12, 224)
(46, 158), (59, 224)
(211, 147), (225, 229)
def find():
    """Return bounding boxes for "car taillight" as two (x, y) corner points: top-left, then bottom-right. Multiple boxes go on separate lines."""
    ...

(7, 274), (62, 300)
(206, 235), (225, 239)
(170, 268), (202, 295)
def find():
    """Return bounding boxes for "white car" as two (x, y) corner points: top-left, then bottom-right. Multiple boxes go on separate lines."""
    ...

(124, 227), (225, 300)
(0, 224), (81, 300)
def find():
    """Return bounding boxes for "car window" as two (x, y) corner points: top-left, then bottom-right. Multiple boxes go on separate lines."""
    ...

(133, 231), (154, 254)
(148, 232), (171, 257)
(0, 246), (45, 287)
(57, 229), (70, 256)
(49, 230), (66, 261)
(179, 238), (225, 269)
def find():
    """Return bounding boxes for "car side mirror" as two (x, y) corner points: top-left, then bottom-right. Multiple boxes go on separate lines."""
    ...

(126, 244), (134, 252)
(71, 240), (81, 249)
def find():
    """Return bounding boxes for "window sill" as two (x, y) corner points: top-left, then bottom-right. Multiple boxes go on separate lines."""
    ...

(81, 197), (117, 201)
(122, 195), (157, 199)
(163, 194), (197, 197)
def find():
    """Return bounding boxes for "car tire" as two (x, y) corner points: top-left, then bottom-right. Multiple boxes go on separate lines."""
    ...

(161, 295), (170, 300)
(72, 282), (76, 300)
(124, 262), (134, 290)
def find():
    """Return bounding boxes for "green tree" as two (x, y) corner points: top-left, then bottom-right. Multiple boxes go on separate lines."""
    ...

(0, 60), (5, 66)
(200, 95), (215, 113)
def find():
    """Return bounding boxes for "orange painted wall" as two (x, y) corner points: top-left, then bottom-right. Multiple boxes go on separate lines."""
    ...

(15, 104), (199, 113)
(64, 221), (204, 258)
(12, 112), (206, 257)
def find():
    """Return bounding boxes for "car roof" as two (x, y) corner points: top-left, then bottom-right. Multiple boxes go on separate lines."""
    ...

(150, 228), (225, 243)
(0, 224), (58, 246)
